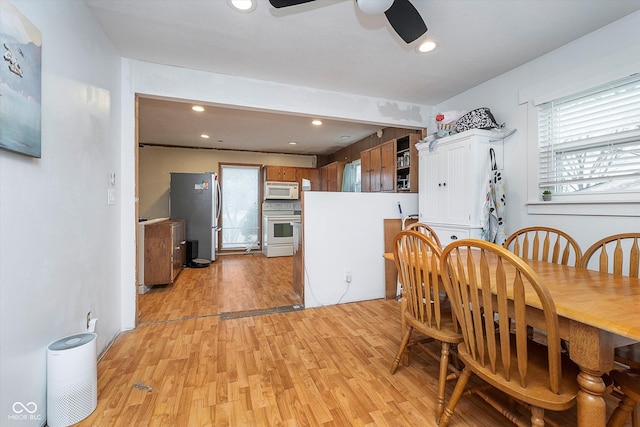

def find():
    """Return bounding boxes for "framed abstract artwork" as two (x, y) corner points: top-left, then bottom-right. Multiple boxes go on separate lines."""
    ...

(0, 0), (42, 158)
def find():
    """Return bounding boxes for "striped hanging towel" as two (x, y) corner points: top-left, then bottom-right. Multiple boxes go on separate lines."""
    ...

(481, 148), (507, 245)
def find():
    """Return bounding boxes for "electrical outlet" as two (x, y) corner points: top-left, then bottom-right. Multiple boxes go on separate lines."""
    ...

(345, 269), (352, 283)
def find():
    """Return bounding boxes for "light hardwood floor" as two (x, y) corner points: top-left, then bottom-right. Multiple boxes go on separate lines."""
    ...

(138, 254), (302, 324)
(78, 254), (626, 426)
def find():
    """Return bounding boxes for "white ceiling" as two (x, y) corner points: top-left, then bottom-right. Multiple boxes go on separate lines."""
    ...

(86, 0), (640, 155)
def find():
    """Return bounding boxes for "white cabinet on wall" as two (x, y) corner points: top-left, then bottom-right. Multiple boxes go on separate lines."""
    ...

(417, 129), (504, 246)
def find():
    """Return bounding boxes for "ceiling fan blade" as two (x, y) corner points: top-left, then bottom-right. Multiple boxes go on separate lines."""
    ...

(268, 0), (315, 7)
(384, 0), (427, 43)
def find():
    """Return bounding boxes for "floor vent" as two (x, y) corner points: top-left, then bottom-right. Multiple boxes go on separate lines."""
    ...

(220, 304), (304, 320)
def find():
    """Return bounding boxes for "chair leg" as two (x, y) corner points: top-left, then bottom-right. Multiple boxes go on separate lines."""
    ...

(531, 406), (545, 427)
(436, 342), (451, 422)
(438, 368), (472, 427)
(608, 395), (637, 427)
(390, 327), (413, 374)
(633, 402), (639, 427)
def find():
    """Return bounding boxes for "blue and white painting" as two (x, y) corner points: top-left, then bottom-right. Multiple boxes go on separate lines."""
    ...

(0, 0), (42, 158)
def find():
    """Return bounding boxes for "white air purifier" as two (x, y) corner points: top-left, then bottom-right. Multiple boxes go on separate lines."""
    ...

(47, 333), (97, 427)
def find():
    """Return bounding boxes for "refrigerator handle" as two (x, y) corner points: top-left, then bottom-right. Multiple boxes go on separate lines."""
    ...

(215, 179), (222, 221)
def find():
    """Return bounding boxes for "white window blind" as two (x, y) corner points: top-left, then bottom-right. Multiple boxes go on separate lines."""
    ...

(538, 73), (640, 194)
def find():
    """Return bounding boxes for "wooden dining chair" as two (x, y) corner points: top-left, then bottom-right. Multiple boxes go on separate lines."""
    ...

(581, 233), (640, 426)
(439, 239), (580, 427)
(608, 369), (640, 427)
(397, 223), (443, 337)
(389, 230), (463, 422)
(581, 233), (640, 369)
(503, 226), (582, 267)
(504, 227), (582, 349)
(404, 222), (442, 248)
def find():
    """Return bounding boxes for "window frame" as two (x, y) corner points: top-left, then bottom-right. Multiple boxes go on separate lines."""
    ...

(523, 72), (640, 215)
(537, 74), (640, 198)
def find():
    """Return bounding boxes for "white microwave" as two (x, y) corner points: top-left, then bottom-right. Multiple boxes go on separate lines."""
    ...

(264, 181), (299, 200)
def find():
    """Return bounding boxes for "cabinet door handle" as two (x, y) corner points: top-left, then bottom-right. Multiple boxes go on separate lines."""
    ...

(450, 235), (458, 240)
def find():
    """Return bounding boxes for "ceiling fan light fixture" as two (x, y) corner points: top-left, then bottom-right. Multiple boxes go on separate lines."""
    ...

(228, 0), (256, 12)
(357, 0), (394, 15)
(417, 39), (437, 53)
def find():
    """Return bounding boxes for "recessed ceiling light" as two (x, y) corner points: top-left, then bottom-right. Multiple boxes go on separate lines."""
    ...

(192, 105), (205, 112)
(417, 39), (437, 53)
(200, 134), (210, 139)
(312, 119), (323, 126)
(288, 141), (298, 145)
(341, 135), (350, 141)
(228, 0), (255, 12)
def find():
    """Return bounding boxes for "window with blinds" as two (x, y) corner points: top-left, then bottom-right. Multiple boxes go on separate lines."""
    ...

(538, 73), (640, 195)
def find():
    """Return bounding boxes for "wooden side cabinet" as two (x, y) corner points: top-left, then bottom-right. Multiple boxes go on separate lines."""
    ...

(143, 219), (186, 286)
(395, 134), (420, 193)
(319, 161), (346, 191)
(361, 135), (418, 193)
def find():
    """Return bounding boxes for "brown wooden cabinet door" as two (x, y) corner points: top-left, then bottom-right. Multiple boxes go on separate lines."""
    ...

(360, 149), (372, 192)
(264, 166), (282, 181)
(326, 163), (338, 191)
(380, 140), (396, 192)
(370, 145), (382, 192)
(308, 168), (321, 191)
(295, 167), (309, 184)
(281, 167), (297, 182)
(320, 165), (329, 191)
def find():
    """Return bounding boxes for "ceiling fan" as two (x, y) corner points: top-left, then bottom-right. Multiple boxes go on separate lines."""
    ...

(268, 0), (427, 44)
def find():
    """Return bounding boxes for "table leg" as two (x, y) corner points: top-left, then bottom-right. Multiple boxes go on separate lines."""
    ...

(569, 322), (615, 427)
(576, 368), (608, 426)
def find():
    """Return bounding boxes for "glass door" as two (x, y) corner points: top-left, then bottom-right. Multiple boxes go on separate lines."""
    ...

(219, 164), (260, 251)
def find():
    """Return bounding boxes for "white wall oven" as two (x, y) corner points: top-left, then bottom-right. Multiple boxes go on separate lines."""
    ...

(262, 202), (301, 257)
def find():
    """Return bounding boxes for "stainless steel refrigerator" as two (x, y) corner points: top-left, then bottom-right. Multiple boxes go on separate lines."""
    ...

(169, 172), (221, 262)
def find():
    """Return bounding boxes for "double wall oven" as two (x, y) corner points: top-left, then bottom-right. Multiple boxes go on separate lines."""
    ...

(262, 201), (301, 257)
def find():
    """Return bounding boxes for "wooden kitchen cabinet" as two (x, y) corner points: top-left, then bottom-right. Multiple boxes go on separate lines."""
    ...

(143, 219), (185, 286)
(362, 139), (395, 192)
(361, 134), (419, 193)
(263, 165), (297, 182)
(307, 168), (321, 191)
(320, 161), (346, 191)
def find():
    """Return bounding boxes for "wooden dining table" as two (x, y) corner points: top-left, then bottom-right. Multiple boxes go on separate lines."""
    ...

(384, 250), (640, 426)
(521, 258), (640, 426)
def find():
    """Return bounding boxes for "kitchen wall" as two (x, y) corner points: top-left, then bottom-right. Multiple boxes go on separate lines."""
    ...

(433, 11), (640, 250)
(138, 145), (315, 219)
(302, 192), (418, 308)
(0, 1), (122, 425)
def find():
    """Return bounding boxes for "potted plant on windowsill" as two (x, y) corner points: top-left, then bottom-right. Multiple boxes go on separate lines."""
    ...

(542, 190), (552, 201)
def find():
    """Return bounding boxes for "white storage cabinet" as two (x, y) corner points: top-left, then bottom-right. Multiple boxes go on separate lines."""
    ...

(417, 129), (504, 246)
